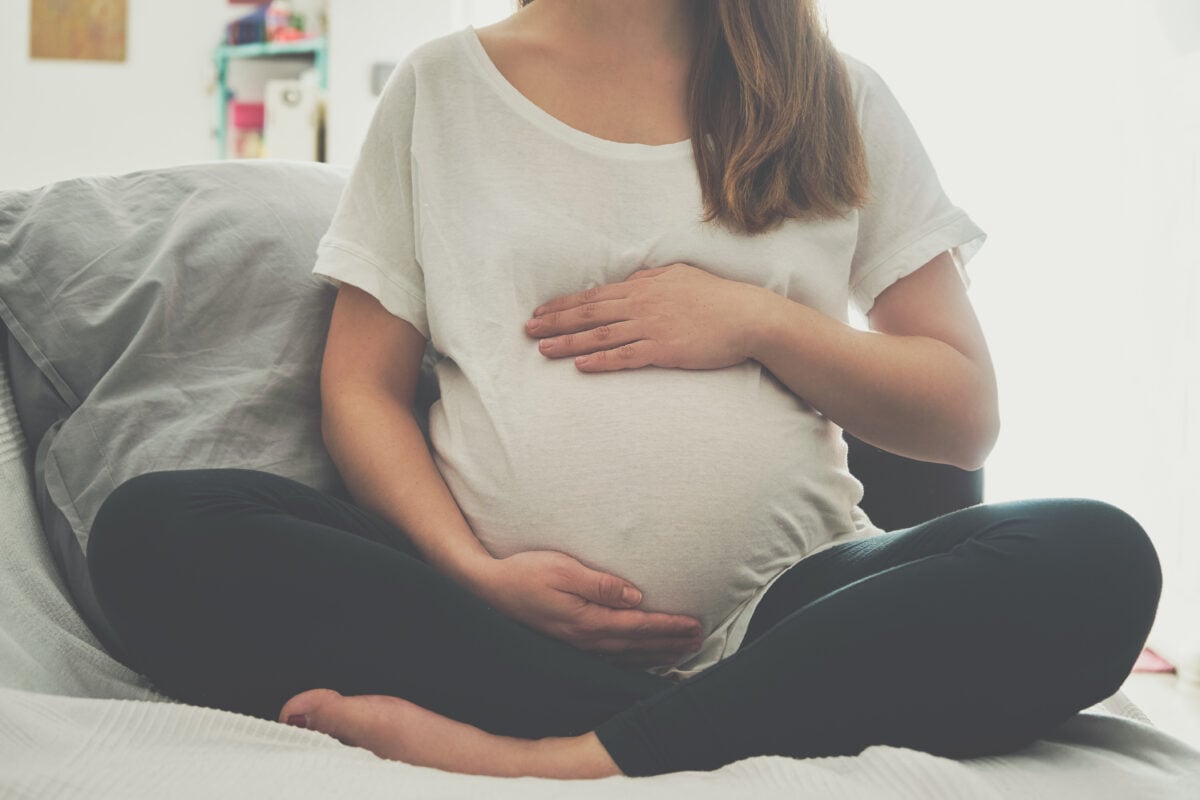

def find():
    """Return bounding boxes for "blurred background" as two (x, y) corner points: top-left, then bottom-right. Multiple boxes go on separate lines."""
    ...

(1, 0), (1197, 709)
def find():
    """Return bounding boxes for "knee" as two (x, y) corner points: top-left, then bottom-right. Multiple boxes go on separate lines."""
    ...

(1037, 499), (1164, 702)
(88, 470), (205, 568)
(1101, 501), (1162, 628)
(1019, 497), (1162, 645)
(1047, 498), (1160, 599)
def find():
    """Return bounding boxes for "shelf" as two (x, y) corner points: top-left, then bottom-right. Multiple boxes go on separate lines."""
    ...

(215, 37), (327, 60)
(213, 36), (329, 160)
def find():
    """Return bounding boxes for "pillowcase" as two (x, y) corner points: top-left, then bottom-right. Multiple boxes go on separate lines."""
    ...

(0, 160), (442, 667)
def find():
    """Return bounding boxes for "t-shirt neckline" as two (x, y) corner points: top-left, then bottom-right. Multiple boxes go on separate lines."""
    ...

(459, 25), (695, 162)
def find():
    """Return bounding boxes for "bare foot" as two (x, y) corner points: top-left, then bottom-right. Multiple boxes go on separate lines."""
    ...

(278, 688), (624, 779)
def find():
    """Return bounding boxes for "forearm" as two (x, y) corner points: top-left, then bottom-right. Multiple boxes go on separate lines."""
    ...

(321, 390), (496, 592)
(747, 288), (997, 471)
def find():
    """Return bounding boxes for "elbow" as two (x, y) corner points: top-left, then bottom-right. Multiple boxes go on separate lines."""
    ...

(953, 407), (1000, 473)
(951, 449), (988, 474)
(951, 364), (1000, 472)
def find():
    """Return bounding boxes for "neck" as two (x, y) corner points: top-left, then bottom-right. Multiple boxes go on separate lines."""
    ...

(521, 0), (698, 62)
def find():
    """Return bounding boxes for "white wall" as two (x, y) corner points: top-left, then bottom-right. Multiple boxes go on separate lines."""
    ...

(0, 0), (327, 190)
(824, 0), (1200, 676)
(0, 0), (516, 187)
(325, 0), (513, 165)
(0, 0), (513, 188)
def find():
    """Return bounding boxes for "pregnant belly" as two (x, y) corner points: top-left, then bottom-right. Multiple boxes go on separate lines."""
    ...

(428, 357), (862, 638)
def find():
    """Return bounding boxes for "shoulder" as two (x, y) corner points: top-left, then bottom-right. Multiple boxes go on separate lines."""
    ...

(405, 27), (470, 68)
(380, 28), (475, 91)
(833, 50), (920, 145)
(834, 50), (889, 114)
(373, 29), (474, 118)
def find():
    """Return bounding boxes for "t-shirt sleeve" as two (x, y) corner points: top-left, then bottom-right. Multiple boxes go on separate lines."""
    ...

(311, 57), (429, 339)
(846, 57), (987, 317)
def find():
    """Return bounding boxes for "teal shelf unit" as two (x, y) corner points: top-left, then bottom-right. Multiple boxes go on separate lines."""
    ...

(213, 37), (329, 159)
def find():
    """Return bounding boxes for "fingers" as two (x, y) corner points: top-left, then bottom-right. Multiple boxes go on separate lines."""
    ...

(574, 341), (656, 371)
(624, 265), (675, 281)
(535, 283), (628, 316)
(525, 298), (631, 338)
(558, 567), (704, 657)
(566, 567), (643, 608)
(599, 609), (703, 639)
(524, 300), (659, 371)
(532, 320), (644, 360)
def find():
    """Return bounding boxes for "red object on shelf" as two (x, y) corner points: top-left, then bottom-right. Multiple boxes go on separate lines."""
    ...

(230, 101), (265, 130)
(271, 27), (307, 42)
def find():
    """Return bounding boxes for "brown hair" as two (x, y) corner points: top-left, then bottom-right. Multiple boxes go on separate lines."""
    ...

(515, 0), (868, 235)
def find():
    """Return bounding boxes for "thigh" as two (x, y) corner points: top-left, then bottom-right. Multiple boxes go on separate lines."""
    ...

(742, 497), (1158, 646)
(90, 467), (426, 559)
(87, 467), (675, 734)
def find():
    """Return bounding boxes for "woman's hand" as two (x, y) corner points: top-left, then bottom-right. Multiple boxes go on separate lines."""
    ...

(473, 550), (704, 669)
(524, 263), (769, 372)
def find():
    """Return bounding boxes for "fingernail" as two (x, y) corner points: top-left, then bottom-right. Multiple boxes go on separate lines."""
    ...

(622, 587), (641, 604)
(286, 713), (308, 728)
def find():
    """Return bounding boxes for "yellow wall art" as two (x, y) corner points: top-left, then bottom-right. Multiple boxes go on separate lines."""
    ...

(30, 0), (128, 62)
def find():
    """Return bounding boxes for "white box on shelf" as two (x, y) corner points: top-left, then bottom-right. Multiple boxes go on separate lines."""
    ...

(262, 73), (322, 161)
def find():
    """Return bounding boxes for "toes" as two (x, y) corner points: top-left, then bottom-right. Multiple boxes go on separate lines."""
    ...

(278, 687), (343, 727)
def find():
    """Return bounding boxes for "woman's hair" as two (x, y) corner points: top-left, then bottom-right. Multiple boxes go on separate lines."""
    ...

(515, 0), (869, 235)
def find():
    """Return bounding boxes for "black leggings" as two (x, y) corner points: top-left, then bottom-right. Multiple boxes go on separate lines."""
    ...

(86, 468), (1161, 777)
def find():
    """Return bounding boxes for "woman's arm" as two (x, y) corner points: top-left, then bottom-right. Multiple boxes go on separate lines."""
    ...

(526, 251), (997, 471)
(320, 285), (496, 592)
(749, 250), (999, 470)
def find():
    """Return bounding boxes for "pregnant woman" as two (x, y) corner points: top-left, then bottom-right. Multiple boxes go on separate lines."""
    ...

(87, 0), (1161, 780)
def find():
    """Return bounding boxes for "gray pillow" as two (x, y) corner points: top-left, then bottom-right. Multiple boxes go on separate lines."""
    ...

(0, 161), (441, 667)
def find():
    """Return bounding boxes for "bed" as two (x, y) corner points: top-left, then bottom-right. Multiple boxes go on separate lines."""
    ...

(1, 160), (1198, 798)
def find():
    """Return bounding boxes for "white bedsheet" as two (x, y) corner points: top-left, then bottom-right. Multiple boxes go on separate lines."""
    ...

(2, 351), (1198, 798)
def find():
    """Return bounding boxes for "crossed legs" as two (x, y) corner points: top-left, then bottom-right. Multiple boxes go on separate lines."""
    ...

(87, 468), (1160, 777)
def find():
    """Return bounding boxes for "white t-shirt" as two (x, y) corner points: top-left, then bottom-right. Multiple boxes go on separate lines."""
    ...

(311, 25), (987, 682)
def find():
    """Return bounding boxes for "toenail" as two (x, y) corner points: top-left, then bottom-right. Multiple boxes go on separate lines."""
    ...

(286, 713), (309, 728)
